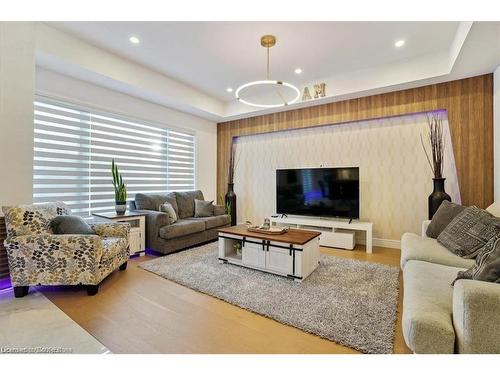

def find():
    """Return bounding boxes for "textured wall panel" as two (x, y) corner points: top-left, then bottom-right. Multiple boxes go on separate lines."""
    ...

(233, 112), (460, 241)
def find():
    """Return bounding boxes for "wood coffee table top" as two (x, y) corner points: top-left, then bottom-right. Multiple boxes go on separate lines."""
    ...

(218, 224), (321, 245)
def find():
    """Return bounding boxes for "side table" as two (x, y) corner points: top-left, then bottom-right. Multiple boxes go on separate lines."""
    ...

(92, 211), (146, 256)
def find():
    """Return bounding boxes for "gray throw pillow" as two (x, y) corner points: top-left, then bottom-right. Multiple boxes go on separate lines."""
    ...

(437, 206), (500, 258)
(49, 215), (95, 235)
(426, 201), (466, 238)
(453, 235), (500, 285)
(159, 202), (178, 224)
(194, 199), (214, 218)
(175, 190), (204, 219)
(213, 204), (226, 216)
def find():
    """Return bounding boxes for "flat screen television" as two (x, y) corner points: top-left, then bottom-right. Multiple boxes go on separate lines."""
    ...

(276, 167), (359, 219)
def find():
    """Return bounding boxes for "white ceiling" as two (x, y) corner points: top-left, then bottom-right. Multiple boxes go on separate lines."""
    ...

(41, 21), (500, 121)
(51, 21), (460, 101)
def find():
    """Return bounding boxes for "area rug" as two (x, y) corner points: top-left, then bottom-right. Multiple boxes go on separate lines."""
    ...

(139, 242), (400, 354)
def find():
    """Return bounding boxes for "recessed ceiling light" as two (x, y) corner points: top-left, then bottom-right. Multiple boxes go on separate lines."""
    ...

(226, 87), (233, 93)
(394, 39), (405, 48)
(294, 68), (303, 74)
(129, 36), (140, 44)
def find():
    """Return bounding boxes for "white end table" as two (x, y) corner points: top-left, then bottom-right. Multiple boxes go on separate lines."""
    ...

(92, 211), (146, 256)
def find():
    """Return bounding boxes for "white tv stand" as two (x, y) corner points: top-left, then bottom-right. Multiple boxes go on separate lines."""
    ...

(269, 216), (373, 253)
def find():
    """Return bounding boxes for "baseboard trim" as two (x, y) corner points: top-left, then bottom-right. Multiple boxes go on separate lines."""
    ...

(357, 237), (401, 250)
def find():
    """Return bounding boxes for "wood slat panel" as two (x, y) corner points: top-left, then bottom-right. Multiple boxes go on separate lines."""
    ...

(217, 74), (494, 208)
(0, 217), (10, 279)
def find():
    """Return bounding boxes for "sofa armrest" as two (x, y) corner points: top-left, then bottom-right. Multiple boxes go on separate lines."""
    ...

(213, 204), (226, 216)
(131, 210), (170, 247)
(4, 234), (103, 286)
(132, 209), (170, 227)
(422, 220), (431, 237)
(453, 279), (500, 353)
(91, 222), (130, 238)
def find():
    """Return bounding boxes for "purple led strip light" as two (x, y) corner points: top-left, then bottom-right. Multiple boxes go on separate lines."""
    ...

(0, 277), (11, 290)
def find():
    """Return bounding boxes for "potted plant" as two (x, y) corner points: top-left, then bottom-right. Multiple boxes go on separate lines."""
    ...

(233, 241), (242, 256)
(420, 114), (451, 219)
(112, 159), (127, 215)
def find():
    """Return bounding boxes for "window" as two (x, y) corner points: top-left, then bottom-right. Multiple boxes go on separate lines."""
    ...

(33, 96), (196, 217)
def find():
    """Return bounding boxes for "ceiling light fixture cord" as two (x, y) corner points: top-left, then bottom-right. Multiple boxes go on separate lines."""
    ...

(267, 46), (270, 79)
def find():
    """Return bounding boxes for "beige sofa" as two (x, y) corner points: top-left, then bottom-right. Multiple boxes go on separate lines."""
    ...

(400, 202), (500, 353)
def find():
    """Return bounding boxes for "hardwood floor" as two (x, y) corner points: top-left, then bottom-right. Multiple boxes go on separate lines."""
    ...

(41, 244), (411, 354)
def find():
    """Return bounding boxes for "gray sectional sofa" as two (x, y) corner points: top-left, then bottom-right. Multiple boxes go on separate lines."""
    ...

(400, 202), (500, 354)
(130, 190), (231, 254)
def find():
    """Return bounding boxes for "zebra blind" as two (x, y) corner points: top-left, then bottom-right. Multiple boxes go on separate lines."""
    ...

(33, 96), (196, 217)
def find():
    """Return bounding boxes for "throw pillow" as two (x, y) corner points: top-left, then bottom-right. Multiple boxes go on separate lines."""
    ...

(175, 190), (204, 219)
(426, 201), (466, 238)
(453, 235), (500, 285)
(194, 199), (214, 218)
(437, 206), (500, 258)
(213, 204), (226, 216)
(159, 202), (178, 224)
(49, 215), (95, 235)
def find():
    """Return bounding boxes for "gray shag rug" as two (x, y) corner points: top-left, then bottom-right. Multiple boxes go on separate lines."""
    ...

(139, 242), (400, 354)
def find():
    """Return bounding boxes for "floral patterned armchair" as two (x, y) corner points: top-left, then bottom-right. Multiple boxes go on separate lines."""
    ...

(2, 202), (130, 297)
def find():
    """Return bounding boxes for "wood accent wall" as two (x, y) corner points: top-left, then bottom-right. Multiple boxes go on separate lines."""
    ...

(0, 217), (9, 280)
(217, 74), (494, 208)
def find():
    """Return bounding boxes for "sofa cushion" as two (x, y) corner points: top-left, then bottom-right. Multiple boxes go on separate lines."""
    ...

(2, 202), (71, 237)
(403, 260), (464, 353)
(50, 215), (95, 235)
(100, 237), (128, 263)
(401, 232), (475, 270)
(437, 206), (500, 259)
(159, 219), (205, 240)
(135, 193), (178, 214)
(194, 199), (214, 217)
(426, 201), (466, 239)
(190, 214), (231, 230)
(175, 190), (204, 219)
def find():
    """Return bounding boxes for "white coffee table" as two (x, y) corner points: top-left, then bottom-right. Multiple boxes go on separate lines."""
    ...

(218, 225), (321, 281)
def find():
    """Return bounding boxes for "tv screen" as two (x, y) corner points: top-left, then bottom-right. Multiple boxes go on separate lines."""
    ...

(276, 167), (359, 219)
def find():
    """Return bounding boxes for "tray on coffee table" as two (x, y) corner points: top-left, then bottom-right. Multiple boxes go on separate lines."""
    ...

(246, 226), (288, 235)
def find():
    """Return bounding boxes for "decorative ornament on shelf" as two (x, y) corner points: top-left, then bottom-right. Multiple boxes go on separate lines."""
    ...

(302, 87), (312, 101)
(314, 83), (326, 98)
(111, 159), (127, 215)
(234, 241), (242, 256)
(235, 35), (300, 108)
(301, 83), (326, 101)
(420, 114), (451, 219)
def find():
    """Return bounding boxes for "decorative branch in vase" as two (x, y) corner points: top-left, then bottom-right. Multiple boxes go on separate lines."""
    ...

(420, 114), (451, 219)
(112, 159), (127, 215)
(225, 139), (240, 226)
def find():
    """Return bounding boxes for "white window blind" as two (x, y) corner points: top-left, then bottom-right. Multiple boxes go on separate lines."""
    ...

(33, 96), (196, 217)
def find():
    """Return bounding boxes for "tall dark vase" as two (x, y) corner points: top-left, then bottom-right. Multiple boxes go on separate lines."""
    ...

(225, 183), (237, 226)
(428, 178), (451, 219)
